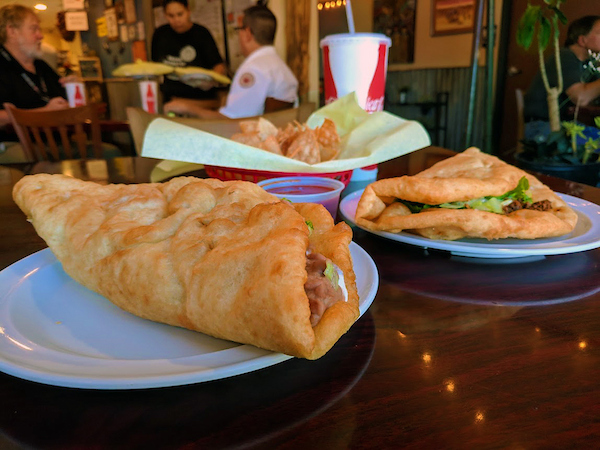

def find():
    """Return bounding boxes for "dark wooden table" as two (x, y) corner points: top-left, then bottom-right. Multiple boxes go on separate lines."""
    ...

(2, 149), (600, 449)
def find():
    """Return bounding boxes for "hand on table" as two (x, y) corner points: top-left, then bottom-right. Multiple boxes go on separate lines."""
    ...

(44, 97), (69, 111)
(163, 98), (196, 116)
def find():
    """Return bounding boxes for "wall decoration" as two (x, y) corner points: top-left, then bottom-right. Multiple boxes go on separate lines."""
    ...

(431, 0), (477, 36)
(373, 0), (416, 64)
(65, 11), (89, 31)
(96, 17), (107, 38)
(104, 7), (119, 41)
(124, 0), (137, 24)
(62, 0), (85, 9)
(78, 57), (103, 82)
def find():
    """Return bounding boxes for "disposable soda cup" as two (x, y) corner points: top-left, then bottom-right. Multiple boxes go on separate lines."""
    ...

(65, 82), (86, 107)
(320, 33), (392, 113)
(139, 80), (158, 114)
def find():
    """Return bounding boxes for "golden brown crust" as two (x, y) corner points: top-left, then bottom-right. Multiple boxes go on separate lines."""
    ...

(13, 174), (359, 359)
(355, 147), (578, 240)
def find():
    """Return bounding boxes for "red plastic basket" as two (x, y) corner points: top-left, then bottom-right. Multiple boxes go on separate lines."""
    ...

(204, 165), (353, 187)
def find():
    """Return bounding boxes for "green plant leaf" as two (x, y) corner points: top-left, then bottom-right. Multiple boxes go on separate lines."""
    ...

(517, 5), (541, 49)
(538, 16), (551, 50)
(554, 8), (567, 25)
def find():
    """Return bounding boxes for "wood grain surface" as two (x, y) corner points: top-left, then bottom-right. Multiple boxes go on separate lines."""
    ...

(1, 148), (600, 449)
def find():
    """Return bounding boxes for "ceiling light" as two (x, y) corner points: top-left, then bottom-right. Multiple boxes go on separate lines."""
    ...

(34, 4), (48, 11)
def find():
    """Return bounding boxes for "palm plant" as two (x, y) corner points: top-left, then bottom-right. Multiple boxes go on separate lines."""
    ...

(516, 1), (600, 170)
(516, 0), (567, 133)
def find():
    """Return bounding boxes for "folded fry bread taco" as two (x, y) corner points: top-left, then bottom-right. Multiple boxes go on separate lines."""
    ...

(13, 175), (359, 359)
(355, 147), (578, 240)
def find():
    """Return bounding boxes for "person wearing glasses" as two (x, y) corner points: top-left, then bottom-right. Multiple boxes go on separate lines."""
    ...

(163, 5), (298, 119)
(0, 4), (71, 131)
(152, 0), (227, 106)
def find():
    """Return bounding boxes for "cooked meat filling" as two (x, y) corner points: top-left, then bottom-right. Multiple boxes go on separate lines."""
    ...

(305, 252), (344, 327)
(502, 199), (552, 214)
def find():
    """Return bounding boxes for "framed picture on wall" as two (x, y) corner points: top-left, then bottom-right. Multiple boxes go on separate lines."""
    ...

(431, 0), (478, 36)
(78, 57), (103, 82)
(373, 0), (416, 64)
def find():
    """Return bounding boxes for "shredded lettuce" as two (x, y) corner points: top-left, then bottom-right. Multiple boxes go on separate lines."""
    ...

(497, 176), (533, 203)
(400, 177), (532, 215)
(305, 220), (314, 235)
(324, 260), (339, 289)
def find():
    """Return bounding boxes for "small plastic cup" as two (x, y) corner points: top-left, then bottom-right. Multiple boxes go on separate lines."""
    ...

(139, 80), (159, 113)
(258, 176), (345, 218)
(64, 81), (86, 107)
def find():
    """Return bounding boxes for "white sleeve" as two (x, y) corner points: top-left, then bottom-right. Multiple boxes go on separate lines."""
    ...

(219, 68), (269, 119)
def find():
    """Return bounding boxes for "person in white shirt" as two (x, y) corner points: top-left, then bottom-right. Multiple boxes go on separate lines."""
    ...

(163, 5), (298, 119)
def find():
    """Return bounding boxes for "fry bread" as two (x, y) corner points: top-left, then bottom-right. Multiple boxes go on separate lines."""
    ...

(13, 174), (359, 359)
(355, 147), (578, 240)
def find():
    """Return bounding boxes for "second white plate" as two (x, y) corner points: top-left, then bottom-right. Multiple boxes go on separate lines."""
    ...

(340, 189), (600, 258)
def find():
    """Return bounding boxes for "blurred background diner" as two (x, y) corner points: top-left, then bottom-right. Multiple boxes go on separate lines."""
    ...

(162, 4), (298, 119)
(0, 0), (597, 184)
(523, 15), (600, 142)
(151, 0), (227, 110)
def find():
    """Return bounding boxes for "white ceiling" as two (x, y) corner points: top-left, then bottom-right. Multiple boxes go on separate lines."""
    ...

(0, 0), (65, 31)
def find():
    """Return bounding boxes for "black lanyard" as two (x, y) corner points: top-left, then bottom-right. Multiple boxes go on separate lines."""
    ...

(0, 46), (50, 103)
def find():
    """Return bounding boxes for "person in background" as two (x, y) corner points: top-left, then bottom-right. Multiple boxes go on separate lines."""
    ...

(152, 0), (227, 107)
(0, 4), (72, 136)
(163, 5), (298, 119)
(524, 15), (600, 139)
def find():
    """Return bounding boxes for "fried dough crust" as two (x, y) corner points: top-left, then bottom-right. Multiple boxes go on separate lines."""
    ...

(355, 147), (578, 240)
(13, 174), (359, 359)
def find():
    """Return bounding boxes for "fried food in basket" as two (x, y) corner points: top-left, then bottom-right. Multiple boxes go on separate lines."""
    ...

(355, 147), (578, 241)
(231, 118), (341, 164)
(13, 174), (359, 359)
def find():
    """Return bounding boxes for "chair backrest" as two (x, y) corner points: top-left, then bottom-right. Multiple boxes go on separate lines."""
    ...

(126, 102), (316, 156)
(3, 102), (104, 162)
(515, 88), (525, 143)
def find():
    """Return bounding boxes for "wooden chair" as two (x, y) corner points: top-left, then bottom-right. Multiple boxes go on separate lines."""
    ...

(3, 102), (119, 162)
(126, 102), (316, 156)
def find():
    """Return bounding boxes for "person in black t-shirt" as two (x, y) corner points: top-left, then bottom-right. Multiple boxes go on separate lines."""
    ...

(0, 4), (72, 139)
(151, 0), (226, 105)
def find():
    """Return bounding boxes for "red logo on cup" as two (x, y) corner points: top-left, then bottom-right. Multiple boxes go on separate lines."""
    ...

(145, 83), (156, 114)
(322, 46), (338, 105)
(73, 85), (85, 107)
(364, 43), (388, 113)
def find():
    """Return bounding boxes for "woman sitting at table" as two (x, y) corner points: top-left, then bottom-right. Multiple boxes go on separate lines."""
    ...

(151, 0), (227, 108)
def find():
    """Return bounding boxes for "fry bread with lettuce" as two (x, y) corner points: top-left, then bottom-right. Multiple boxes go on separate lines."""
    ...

(13, 175), (359, 359)
(355, 147), (578, 240)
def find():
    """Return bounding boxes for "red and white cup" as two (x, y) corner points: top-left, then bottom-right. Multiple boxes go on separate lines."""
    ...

(64, 82), (86, 108)
(320, 33), (392, 113)
(139, 80), (158, 114)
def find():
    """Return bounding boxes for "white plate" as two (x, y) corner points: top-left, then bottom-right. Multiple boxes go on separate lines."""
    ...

(340, 189), (600, 258)
(0, 243), (378, 390)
